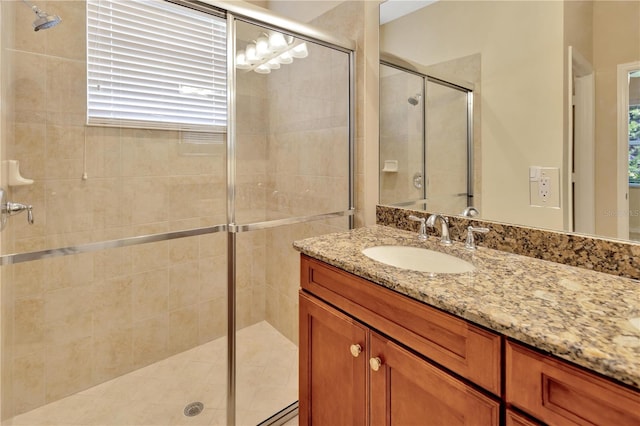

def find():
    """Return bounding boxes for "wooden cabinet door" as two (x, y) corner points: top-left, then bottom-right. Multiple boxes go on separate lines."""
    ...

(369, 332), (499, 426)
(299, 292), (369, 426)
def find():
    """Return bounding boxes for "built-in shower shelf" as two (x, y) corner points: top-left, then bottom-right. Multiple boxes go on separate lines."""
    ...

(382, 160), (398, 172)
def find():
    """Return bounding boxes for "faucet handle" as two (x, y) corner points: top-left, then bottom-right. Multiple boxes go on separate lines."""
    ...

(465, 226), (489, 250)
(408, 215), (427, 240)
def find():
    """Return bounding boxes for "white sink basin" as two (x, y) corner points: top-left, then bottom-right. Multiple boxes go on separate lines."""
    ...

(362, 245), (475, 274)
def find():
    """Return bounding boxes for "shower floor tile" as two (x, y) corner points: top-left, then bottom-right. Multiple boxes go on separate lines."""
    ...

(4, 321), (298, 426)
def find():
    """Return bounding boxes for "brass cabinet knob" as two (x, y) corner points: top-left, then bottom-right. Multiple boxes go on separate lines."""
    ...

(369, 357), (382, 371)
(350, 344), (362, 358)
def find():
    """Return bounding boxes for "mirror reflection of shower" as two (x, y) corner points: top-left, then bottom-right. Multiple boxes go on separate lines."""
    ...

(379, 59), (475, 213)
(21, 0), (62, 31)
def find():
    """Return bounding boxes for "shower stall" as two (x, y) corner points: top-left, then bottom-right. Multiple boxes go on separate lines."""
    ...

(0, 1), (354, 425)
(379, 56), (475, 214)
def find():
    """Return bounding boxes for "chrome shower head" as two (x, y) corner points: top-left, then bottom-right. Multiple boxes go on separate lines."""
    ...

(22, 0), (62, 31)
(407, 93), (421, 106)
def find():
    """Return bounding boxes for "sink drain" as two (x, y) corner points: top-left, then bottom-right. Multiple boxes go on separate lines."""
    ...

(184, 402), (204, 417)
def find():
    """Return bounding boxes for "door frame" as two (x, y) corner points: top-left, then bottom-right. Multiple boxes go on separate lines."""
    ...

(568, 46), (595, 234)
(617, 61), (640, 239)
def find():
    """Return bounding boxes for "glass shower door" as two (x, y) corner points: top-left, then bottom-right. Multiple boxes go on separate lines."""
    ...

(379, 64), (426, 207)
(231, 19), (352, 425)
(0, 1), (229, 424)
(425, 79), (471, 214)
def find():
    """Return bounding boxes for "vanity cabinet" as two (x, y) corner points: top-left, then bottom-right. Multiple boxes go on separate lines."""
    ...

(506, 341), (640, 426)
(299, 255), (500, 425)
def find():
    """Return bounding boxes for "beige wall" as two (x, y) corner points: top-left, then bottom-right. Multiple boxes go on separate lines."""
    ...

(381, 0), (565, 231)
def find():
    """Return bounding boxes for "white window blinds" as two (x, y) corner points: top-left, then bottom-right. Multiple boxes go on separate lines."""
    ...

(87, 0), (227, 132)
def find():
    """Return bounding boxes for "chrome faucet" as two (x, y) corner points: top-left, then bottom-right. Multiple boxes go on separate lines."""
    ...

(408, 215), (427, 240)
(426, 214), (452, 245)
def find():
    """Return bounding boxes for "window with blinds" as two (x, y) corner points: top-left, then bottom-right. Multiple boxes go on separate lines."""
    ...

(87, 0), (227, 132)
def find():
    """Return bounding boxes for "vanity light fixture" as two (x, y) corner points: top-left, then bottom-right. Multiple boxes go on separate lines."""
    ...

(236, 31), (309, 74)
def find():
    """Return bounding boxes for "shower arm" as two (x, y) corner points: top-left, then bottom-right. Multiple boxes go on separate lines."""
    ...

(21, 0), (44, 16)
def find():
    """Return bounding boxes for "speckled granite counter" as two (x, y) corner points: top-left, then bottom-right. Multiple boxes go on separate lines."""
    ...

(293, 225), (640, 390)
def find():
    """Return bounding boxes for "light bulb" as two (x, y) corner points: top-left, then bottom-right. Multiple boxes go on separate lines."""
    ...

(290, 43), (308, 59)
(256, 36), (270, 58)
(269, 32), (287, 51)
(255, 64), (271, 74)
(236, 52), (251, 69)
(245, 43), (259, 63)
(267, 59), (281, 69)
(278, 51), (293, 64)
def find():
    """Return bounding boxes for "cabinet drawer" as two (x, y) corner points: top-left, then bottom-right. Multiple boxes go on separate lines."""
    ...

(301, 255), (501, 394)
(506, 341), (640, 426)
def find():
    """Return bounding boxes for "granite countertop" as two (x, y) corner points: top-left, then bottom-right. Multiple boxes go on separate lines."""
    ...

(293, 225), (640, 389)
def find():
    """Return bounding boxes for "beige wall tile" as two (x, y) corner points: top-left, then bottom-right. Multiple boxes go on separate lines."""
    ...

(131, 241), (168, 274)
(92, 277), (133, 335)
(168, 306), (199, 354)
(93, 248), (133, 281)
(92, 328), (134, 383)
(45, 337), (93, 401)
(44, 285), (93, 324)
(42, 253), (94, 292)
(44, 1), (86, 61)
(169, 261), (200, 310)
(7, 51), (46, 114)
(169, 237), (199, 264)
(125, 178), (169, 226)
(199, 255), (226, 301)
(132, 270), (168, 322)
(132, 315), (169, 368)
(12, 261), (44, 299)
(45, 57), (86, 118)
(12, 353), (45, 415)
(13, 297), (44, 358)
(198, 297), (226, 344)
(44, 310), (92, 347)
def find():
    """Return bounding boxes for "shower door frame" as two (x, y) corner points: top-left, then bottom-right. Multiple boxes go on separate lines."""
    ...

(219, 3), (356, 425)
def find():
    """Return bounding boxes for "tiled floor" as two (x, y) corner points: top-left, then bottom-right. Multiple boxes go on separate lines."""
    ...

(5, 321), (298, 426)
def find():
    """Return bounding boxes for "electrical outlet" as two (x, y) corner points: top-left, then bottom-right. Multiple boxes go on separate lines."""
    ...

(539, 176), (550, 200)
(529, 167), (560, 208)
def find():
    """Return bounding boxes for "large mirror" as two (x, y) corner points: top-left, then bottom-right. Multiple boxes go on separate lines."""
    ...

(379, 0), (640, 242)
